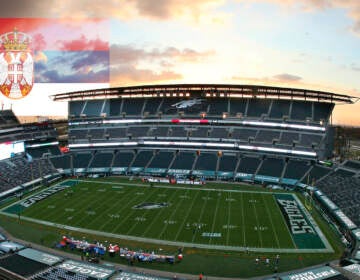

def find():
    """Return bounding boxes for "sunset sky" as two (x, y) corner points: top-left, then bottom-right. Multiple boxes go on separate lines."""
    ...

(0, 0), (359, 125)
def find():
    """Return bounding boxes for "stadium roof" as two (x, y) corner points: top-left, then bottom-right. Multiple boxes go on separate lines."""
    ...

(51, 84), (358, 104)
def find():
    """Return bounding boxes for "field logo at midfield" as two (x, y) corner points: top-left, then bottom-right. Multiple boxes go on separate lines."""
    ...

(133, 202), (169, 210)
(21, 184), (70, 208)
(0, 29), (33, 99)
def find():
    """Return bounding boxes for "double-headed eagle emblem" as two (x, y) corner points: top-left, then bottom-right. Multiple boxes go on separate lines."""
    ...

(0, 29), (33, 99)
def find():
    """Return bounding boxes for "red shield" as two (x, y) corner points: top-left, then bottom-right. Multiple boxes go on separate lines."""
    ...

(0, 30), (33, 99)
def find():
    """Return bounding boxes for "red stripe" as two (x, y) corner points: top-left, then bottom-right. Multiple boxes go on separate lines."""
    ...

(0, 18), (109, 51)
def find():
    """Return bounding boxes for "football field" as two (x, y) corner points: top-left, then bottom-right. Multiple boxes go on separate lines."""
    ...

(2, 179), (332, 252)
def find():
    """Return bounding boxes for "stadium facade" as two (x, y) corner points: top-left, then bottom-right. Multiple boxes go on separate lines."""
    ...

(0, 84), (360, 279)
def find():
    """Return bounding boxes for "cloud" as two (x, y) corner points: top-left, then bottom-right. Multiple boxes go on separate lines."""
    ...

(110, 65), (182, 85)
(110, 44), (212, 84)
(350, 63), (360, 71)
(35, 51), (109, 83)
(230, 73), (357, 97)
(109, 43), (213, 84)
(37, 68), (109, 83)
(110, 44), (214, 64)
(0, 0), (226, 25)
(231, 73), (307, 90)
(56, 34), (109, 51)
(273, 73), (302, 82)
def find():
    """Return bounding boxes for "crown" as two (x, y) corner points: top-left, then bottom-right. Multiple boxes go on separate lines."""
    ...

(0, 28), (31, 51)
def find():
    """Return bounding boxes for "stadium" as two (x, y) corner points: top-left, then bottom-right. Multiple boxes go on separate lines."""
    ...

(0, 83), (360, 280)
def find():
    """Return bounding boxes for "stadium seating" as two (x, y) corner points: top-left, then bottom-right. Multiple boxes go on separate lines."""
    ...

(236, 156), (261, 175)
(269, 100), (290, 119)
(73, 153), (93, 169)
(128, 126), (149, 138)
(283, 159), (311, 181)
(343, 160), (360, 171)
(82, 100), (104, 117)
(208, 98), (228, 115)
(255, 130), (280, 144)
(147, 151), (175, 169)
(0, 110), (19, 128)
(231, 128), (257, 142)
(112, 151), (135, 170)
(130, 150), (154, 170)
(194, 152), (218, 173)
(229, 98), (247, 116)
(301, 164), (332, 184)
(170, 151), (196, 171)
(121, 99), (145, 115)
(316, 171), (360, 226)
(89, 152), (114, 168)
(149, 126), (169, 137)
(189, 127), (209, 138)
(279, 132), (299, 145)
(291, 101), (312, 120)
(210, 127), (229, 139)
(0, 156), (57, 193)
(247, 99), (271, 117)
(50, 154), (72, 170)
(218, 154), (238, 173)
(0, 254), (49, 277)
(69, 101), (85, 117)
(300, 133), (323, 147)
(105, 127), (127, 139)
(258, 157), (285, 177)
(143, 98), (162, 115)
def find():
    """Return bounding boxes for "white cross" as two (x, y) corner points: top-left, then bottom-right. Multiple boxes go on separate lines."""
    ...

(8, 63), (22, 84)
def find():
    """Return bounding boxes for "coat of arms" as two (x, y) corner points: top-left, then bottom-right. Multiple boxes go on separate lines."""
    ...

(0, 29), (33, 99)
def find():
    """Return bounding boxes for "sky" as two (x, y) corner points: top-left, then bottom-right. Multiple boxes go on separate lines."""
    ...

(0, 0), (359, 125)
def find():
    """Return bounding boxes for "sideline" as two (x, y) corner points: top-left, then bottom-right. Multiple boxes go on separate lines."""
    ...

(0, 226), (250, 280)
(0, 211), (334, 254)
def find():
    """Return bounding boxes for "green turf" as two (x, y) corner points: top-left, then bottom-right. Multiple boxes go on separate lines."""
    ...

(0, 177), (345, 278)
(10, 179), (308, 250)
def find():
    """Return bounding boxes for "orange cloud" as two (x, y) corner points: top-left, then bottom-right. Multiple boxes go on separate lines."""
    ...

(0, 0), (226, 25)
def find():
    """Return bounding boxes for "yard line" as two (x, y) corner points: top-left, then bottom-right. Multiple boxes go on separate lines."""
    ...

(97, 188), (144, 232)
(191, 190), (210, 243)
(261, 194), (280, 248)
(251, 193), (263, 247)
(110, 188), (157, 233)
(31, 187), (90, 220)
(126, 189), (176, 236)
(137, 189), (180, 237)
(240, 192), (246, 246)
(74, 193), (121, 229)
(174, 190), (200, 241)
(42, 188), (96, 222)
(226, 192), (232, 246)
(67, 188), (119, 226)
(84, 188), (135, 229)
(157, 189), (190, 240)
(208, 190), (222, 245)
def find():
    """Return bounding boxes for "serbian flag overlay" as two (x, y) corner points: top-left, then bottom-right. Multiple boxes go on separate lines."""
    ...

(0, 18), (110, 116)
